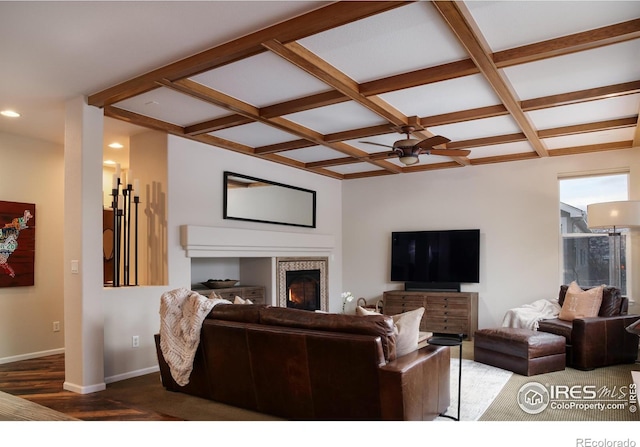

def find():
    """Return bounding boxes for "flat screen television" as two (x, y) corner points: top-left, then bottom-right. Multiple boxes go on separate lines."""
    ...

(391, 229), (480, 285)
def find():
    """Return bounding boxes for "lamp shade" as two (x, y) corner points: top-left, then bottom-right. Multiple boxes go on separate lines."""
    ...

(587, 200), (640, 229)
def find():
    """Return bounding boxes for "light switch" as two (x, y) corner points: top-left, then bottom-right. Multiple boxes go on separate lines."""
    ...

(71, 260), (79, 274)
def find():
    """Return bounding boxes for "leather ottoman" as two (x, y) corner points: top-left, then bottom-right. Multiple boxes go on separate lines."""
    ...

(474, 328), (566, 376)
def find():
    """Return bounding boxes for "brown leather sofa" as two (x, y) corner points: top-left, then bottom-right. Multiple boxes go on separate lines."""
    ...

(537, 285), (640, 370)
(154, 304), (450, 420)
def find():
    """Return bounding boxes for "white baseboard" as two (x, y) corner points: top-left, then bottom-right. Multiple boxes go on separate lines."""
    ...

(104, 365), (160, 384)
(0, 347), (160, 390)
(0, 347), (65, 365)
(63, 381), (106, 394)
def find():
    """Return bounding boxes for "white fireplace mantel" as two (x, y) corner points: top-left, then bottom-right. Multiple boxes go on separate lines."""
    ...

(180, 225), (335, 258)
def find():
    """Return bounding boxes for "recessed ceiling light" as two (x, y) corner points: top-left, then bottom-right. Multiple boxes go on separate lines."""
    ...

(103, 160), (116, 166)
(1, 110), (21, 118)
(108, 142), (124, 149)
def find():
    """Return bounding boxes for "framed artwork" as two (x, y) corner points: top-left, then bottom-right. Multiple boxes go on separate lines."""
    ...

(0, 201), (35, 287)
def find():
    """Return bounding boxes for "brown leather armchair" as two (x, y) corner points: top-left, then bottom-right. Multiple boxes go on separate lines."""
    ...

(537, 285), (640, 370)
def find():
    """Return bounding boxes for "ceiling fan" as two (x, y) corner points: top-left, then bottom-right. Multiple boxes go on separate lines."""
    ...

(360, 126), (470, 166)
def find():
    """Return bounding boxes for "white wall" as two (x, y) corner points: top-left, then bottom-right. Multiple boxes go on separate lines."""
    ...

(0, 132), (65, 362)
(342, 148), (640, 327)
(165, 135), (344, 310)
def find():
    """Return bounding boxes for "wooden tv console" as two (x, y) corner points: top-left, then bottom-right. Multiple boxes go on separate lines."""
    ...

(383, 290), (478, 340)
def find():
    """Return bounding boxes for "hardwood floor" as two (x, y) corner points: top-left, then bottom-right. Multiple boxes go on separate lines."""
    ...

(0, 354), (179, 421)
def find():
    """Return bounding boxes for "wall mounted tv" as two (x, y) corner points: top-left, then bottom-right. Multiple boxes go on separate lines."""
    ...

(391, 229), (480, 287)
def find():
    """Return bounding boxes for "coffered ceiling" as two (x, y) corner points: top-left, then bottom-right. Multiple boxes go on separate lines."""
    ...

(3, 1), (640, 179)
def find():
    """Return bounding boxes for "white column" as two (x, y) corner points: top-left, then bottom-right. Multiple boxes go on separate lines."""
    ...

(63, 96), (105, 393)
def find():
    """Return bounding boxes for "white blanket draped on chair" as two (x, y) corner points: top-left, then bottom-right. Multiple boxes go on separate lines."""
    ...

(501, 299), (561, 330)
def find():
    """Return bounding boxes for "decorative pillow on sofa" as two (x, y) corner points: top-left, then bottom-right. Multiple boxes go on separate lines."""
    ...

(207, 291), (232, 306)
(558, 281), (604, 321)
(356, 306), (424, 357)
(234, 296), (253, 305)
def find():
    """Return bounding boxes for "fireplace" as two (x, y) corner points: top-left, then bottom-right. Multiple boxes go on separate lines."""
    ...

(286, 269), (320, 311)
(277, 257), (328, 312)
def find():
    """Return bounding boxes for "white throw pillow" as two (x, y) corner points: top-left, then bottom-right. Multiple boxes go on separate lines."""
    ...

(234, 295), (253, 305)
(392, 307), (425, 357)
(355, 306), (380, 316)
(356, 305), (424, 357)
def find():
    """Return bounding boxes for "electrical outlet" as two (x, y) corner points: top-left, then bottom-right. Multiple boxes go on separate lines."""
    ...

(132, 335), (140, 348)
(53, 321), (60, 332)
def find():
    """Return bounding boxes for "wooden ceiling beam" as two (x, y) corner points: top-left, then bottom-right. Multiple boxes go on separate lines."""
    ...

(549, 140), (634, 157)
(494, 19), (640, 68)
(359, 59), (480, 96)
(254, 140), (317, 155)
(521, 80), (640, 111)
(260, 90), (347, 119)
(306, 156), (362, 169)
(470, 152), (540, 166)
(538, 117), (638, 139)
(433, 1), (549, 158)
(263, 39), (408, 127)
(104, 105), (185, 136)
(88, 1), (409, 107)
(184, 115), (254, 136)
(325, 124), (394, 143)
(448, 133), (527, 150)
(420, 105), (509, 127)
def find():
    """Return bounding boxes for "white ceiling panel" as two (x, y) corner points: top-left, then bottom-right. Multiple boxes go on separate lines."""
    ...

(378, 74), (502, 118)
(209, 122), (299, 147)
(113, 87), (230, 127)
(468, 141), (534, 159)
(298, 2), (469, 82)
(325, 162), (385, 175)
(280, 146), (346, 163)
(467, 1), (640, 51)
(429, 115), (522, 142)
(542, 128), (636, 150)
(527, 94), (640, 130)
(284, 101), (387, 134)
(190, 52), (332, 108)
(503, 39), (640, 100)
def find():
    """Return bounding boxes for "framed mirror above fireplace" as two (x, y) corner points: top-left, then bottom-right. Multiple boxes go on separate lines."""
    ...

(223, 171), (316, 228)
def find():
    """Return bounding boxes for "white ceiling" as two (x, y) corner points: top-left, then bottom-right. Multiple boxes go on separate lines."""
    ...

(1, 1), (638, 177)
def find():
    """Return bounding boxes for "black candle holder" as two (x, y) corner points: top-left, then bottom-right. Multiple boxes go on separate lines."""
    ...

(110, 178), (139, 287)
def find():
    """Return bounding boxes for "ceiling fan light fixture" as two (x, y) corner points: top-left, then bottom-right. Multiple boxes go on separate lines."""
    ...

(399, 155), (419, 165)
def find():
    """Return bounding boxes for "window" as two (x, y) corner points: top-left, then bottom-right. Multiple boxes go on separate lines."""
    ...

(559, 173), (629, 294)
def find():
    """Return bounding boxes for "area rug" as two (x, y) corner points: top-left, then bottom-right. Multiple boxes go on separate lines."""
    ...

(437, 358), (513, 421)
(480, 363), (640, 421)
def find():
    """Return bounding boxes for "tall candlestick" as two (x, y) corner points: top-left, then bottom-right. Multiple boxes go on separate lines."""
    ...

(128, 170), (134, 187)
(115, 163), (121, 180)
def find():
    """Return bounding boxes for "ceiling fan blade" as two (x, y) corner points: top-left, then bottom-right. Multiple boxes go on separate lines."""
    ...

(415, 135), (451, 150)
(360, 141), (394, 149)
(429, 149), (471, 157)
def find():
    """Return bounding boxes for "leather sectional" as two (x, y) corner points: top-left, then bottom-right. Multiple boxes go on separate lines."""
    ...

(155, 304), (450, 420)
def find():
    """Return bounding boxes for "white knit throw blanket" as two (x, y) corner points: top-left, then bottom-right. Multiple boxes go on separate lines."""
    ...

(159, 288), (217, 386)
